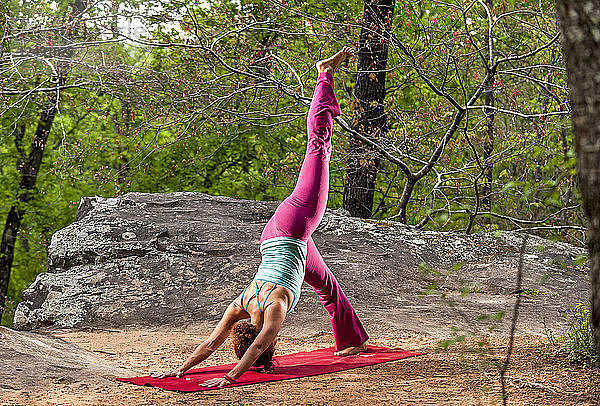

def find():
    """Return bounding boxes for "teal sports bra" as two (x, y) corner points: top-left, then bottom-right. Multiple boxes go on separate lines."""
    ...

(241, 236), (307, 314)
(239, 280), (280, 313)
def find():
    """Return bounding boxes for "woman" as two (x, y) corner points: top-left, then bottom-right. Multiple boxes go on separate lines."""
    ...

(152, 47), (369, 388)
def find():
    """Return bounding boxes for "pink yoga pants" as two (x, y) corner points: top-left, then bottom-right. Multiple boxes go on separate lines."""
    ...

(261, 71), (369, 351)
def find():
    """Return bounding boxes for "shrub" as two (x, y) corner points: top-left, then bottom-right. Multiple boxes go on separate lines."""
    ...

(546, 303), (599, 364)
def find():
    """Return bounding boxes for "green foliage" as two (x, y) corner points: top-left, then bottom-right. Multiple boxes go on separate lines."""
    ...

(357, 0), (581, 242)
(439, 330), (467, 351)
(574, 254), (588, 267)
(546, 303), (599, 365)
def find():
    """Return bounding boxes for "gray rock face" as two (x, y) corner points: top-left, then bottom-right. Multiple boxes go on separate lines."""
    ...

(14, 192), (589, 337)
(0, 327), (136, 391)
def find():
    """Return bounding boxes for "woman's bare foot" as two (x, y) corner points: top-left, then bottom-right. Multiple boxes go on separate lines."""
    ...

(316, 46), (355, 75)
(334, 341), (368, 356)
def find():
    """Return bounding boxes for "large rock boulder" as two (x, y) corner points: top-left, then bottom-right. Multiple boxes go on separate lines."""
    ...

(0, 326), (136, 391)
(14, 192), (588, 337)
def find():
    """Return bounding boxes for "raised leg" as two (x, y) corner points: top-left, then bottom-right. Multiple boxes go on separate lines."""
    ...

(304, 237), (369, 353)
(261, 70), (341, 242)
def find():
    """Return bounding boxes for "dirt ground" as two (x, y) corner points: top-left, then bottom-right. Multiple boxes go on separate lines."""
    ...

(2, 328), (600, 406)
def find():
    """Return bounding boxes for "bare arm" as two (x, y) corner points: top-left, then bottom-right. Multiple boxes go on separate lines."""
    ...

(152, 302), (245, 378)
(201, 301), (286, 387)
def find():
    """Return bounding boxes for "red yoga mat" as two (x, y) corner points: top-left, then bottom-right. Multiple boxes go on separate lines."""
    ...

(117, 345), (423, 392)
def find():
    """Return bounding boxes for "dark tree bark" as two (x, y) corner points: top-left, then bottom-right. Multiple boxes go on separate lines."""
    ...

(556, 0), (600, 356)
(343, 0), (395, 218)
(480, 0), (495, 221)
(0, 93), (59, 312)
(397, 177), (416, 223)
(0, 0), (86, 315)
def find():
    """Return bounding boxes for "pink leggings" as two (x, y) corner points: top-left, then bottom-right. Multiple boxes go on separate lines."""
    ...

(260, 71), (339, 242)
(261, 72), (369, 350)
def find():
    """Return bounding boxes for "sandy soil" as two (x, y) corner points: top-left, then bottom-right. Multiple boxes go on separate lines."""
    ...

(3, 328), (600, 406)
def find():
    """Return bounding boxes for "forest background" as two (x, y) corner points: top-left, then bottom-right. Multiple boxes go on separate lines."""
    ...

(0, 0), (579, 326)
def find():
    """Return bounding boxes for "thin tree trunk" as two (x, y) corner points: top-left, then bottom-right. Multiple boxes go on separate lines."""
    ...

(0, 0), (86, 315)
(343, 0), (395, 218)
(556, 0), (600, 357)
(0, 94), (59, 311)
(481, 0), (495, 222)
(397, 177), (416, 224)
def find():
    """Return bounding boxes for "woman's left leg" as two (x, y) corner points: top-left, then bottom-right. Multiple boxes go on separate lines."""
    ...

(261, 71), (340, 242)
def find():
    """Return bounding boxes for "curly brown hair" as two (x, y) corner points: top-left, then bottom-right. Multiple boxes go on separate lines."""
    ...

(231, 321), (276, 373)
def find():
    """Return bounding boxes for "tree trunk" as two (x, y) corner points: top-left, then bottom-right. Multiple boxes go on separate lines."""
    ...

(556, 0), (600, 357)
(481, 0), (495, 223)
(397, 177), (416, 224)
(0, 0), (85, 315)
(343, 0), (395, 218)
(0, 95), (59, 312)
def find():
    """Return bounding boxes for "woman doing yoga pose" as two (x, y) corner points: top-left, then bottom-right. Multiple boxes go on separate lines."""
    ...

(153, 47), (369, 388)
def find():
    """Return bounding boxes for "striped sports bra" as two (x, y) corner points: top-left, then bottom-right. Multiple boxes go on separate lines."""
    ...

(239, 280), (280, 313)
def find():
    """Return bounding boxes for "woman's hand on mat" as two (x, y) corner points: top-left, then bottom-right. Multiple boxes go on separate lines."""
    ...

(150, 368), (185, 379)
(201, 377), (230, 388)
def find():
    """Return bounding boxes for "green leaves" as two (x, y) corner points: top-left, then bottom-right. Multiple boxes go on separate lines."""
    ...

(478, 311), (506, 321)
(546, 303), (599, 364)
(574, 255), (588, 267)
